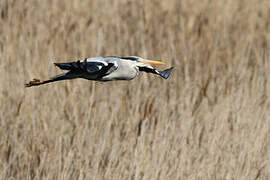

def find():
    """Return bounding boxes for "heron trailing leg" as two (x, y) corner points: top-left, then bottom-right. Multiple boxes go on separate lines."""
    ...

(25, 72), (74, 87)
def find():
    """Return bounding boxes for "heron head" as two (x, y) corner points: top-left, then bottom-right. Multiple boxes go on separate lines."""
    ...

(121, 56), (165, 68)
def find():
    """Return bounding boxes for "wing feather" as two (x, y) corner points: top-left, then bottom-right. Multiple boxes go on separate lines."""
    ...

(55, 57), (119, 80)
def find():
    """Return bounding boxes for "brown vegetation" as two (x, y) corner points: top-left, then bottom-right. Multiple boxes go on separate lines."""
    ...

(1, 0), (270, 179)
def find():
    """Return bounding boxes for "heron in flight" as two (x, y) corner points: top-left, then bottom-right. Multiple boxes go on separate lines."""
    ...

(25, 56), (173, 87)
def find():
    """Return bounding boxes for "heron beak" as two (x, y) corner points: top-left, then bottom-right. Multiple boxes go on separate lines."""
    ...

(139, 59), (165, 65)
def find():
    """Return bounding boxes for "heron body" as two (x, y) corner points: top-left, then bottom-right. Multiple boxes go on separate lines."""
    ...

(78, 56), (139, 81)
(25, 56), (173, 87)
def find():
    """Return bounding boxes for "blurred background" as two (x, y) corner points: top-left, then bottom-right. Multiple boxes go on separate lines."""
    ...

(1, 0), (270, 179)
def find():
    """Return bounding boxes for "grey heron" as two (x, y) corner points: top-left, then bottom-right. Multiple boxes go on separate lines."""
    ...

(25, 56), (173, 87)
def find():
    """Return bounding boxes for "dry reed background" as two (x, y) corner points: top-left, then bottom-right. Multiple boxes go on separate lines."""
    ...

(1, 0), (270, 179)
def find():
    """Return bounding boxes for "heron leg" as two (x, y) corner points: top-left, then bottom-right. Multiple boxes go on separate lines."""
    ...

(25, 72), (75, 87)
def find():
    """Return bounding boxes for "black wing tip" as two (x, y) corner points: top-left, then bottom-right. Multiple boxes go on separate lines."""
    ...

(54, 62), (61, 68)
(54, 62), (63, 67)
(54, 62), (73, 70)
(159, 67), (174, 79)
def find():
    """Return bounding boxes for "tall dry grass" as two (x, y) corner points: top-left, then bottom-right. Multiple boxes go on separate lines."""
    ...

(1, 0), (270, 179)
